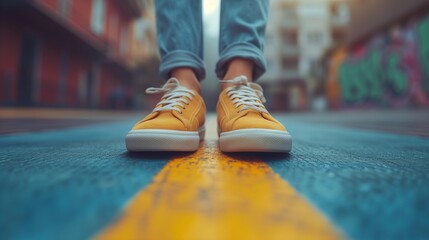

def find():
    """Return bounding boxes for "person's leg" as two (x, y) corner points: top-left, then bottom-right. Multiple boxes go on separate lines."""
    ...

(171, 68), (201, 93)
(126, 1), (206, 152)
(155, 0), (205, 92)
(216, 0), (292, 153)
(216, 0), (269, 83)
(221, 58), (254, 89)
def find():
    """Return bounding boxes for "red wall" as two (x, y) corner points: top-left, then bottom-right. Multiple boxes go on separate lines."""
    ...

(100, 67), (113, 108)
(0, 0), (135, 108)
(68, 0), (92, 33)
(0, 19), (21, 103)
(67, 52), (89, 106)
(39, 38), (60, 105)
(105, 0), (132, 58)
(36, 0), (131, 57)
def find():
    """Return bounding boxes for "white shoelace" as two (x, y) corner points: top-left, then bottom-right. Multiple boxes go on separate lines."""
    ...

(146, 78), (195, 114)
(219, 75), (268, 113)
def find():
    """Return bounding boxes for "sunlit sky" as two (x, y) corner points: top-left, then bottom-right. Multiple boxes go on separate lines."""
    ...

(203, 0), (220, 37)
(203, 0), (220, 16)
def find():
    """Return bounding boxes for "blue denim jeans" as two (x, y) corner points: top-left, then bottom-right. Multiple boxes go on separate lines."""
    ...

(155, 0), (269, 81)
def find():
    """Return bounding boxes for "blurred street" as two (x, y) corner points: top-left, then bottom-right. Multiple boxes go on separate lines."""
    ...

(1, 0), (429, 239)
(2, 108), (429, 137)
(1, 108), (428, 239)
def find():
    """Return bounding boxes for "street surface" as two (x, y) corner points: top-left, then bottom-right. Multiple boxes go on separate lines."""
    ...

(0, 108), (428, 240)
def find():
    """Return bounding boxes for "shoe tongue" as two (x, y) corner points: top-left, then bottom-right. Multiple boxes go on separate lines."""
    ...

(241, 108), (269, 120)
(147, 110), (185, 128)
(240, 109), (259, 117)
(158, 111), (182, 121)
(245, 110), (261, 117)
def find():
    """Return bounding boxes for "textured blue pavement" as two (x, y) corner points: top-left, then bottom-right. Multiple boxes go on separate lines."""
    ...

(0, 120), (171, 240)
(268, 117), (429, 240)
(0, 116), (429, 240)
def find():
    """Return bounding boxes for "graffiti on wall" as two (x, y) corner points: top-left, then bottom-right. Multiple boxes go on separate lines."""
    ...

(333, 14), (429, 107)
(418, 15), (429, 96)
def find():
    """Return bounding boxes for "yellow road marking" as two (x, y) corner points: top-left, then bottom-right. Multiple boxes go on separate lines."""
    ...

(96, 118), (343, 240)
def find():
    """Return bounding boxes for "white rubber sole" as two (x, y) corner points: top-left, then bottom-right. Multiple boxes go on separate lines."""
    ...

(219, 128), (292, 152)
(125, 126), (205, 152)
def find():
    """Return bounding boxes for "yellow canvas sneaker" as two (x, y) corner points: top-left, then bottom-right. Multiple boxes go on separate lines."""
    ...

(126, 78), (206, 151)
(217, 75), (292, 152)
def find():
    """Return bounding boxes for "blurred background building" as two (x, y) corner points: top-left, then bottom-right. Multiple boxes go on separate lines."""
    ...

(261, 0), (350, 111)
(1, 0), (428, 112)
(0, 0), (158, 109)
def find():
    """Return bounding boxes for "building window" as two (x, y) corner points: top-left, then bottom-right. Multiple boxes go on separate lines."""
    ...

(58, 51), (70, 105)
(307, 32), (323, 44)
(78, 71), (88, 106)
(58, 0), (70, 17)
(282, 7), (297, 22)
(134, 18), (149, 42)
(282, 30), (298, 45)
(281, 56), (299, 69)
(120, 26), (129, 55)
(108, 14), (118, 46)
(91, 0), (105, 35)
(331, 3), (350, 25)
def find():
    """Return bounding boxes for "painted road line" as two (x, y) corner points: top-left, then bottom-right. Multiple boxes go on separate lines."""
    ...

(96, 118), (343, 240)
(268, 117), (429, 240)
(0, 120), (170, 240)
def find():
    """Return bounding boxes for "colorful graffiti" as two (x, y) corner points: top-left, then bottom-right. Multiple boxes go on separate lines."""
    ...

(329, 14), (429, 108)
(418, 15), (429, 96)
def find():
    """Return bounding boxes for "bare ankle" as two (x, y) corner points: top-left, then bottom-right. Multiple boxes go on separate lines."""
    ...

(171, 68), (201, 93)
(221, 58), (254, 90)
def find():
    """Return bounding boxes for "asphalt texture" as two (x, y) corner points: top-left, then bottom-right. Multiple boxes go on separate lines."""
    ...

(1, 110), (429, 240)
(0, 120), (171, 240)
(270, 116), (429, 240)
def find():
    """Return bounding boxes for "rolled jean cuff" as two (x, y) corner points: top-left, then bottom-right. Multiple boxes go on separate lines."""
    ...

(159, 50), (206, 81)
(216, 42), (267, 81)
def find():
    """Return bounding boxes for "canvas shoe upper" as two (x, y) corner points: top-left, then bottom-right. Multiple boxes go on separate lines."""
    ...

(126, 78), (206, 151)
(217, 75), (292, 152)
